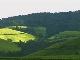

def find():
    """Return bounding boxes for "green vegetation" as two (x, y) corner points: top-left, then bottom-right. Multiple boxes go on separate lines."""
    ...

(6, 26), (27, 29)
(49, 31), (80, 40)
(6, 26), (46, 36)
(56, 31), (80, 39)
(0, 28), (35, 42)
(48, 31), (80, 42)
(27, 37), (80, 56)
(31, 26), (46, 36)
(25, 55), (80, 60)
(0, 39), (21, 52)
(0, 28), (24, 34)
(1, 55), (80, 60)
(1, 11), (80, 59)
(1, 10), (80, 37)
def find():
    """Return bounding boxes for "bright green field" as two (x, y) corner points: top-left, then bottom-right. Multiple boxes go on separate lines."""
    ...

(0, 28), (35, 42)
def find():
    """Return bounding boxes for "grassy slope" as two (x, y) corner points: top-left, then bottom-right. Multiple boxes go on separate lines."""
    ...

(0, 28), (35, 42)
(49, 31), (80, 41)
(26, 31), (80, 57)
(27, 37), (80, 56)
(0, 39), (21, 52)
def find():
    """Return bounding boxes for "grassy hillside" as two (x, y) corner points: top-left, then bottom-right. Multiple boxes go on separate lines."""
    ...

(27, 37), (80, 56)
(0, 28), (35, 42)
(25, 31), (80, 58)
(56, 31), (80, 39)
(0, 39), (21, 52)
(49, 31), (80, 41)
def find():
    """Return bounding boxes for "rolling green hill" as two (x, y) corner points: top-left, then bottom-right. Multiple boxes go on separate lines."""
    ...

(49, 31), (80, 42)
(0, 28), (35, 42)
(0, 39), (21, 52)
(25, 37), (80, 59)
(2, 30), (79, 58)
(27, 37), (80, 57)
